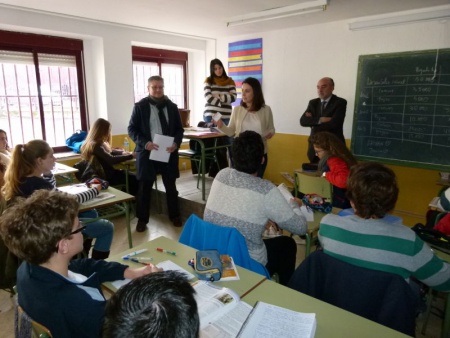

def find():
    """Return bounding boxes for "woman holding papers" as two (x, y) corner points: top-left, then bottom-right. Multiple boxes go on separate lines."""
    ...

(2, 139), (114, 259)
(216, 77), (275, 178)
(81, 118), (138, 195)
(309, 131), (357, 209)
(203, 58), (237, 125)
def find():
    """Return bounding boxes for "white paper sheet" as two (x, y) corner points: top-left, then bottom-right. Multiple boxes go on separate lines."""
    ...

(149, 134), (174, 163)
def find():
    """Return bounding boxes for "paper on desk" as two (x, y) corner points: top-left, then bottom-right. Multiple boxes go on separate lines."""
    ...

(110, 260), (195, 290)
(149, 134), (174, 163)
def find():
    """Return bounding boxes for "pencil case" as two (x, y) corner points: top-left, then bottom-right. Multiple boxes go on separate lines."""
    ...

(195, 249), (222, 282)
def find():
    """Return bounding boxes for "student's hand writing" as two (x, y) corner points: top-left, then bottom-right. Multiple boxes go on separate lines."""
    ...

(124, 264), (163, 279)
(216, 119), (224, 128)
(91, 183), (102, 193)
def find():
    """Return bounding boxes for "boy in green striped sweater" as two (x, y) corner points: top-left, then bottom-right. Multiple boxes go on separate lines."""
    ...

(319, 162), (450, 291)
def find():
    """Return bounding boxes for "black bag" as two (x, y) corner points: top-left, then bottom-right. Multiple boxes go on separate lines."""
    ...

(73, 157), (105, 182)
(411, 223), (450, 254)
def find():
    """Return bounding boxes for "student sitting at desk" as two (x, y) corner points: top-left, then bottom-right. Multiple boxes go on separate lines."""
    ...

(0, 129), (12, 167)
(2, 140), (114, 259)
(0, 189), (161, 338)
(80, 118), (138, 196)
(318, 162), (450, 293)
(103, 271), (199, 338)
(204, 131), (307, 285)
(309, 131), (357, 209)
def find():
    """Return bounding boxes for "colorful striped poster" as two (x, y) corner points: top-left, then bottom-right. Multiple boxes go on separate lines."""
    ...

(228, 38), (263, 105)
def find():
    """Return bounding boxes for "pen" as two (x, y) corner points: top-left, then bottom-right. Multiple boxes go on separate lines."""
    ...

(156, 248), (176, 256)
(123, 256), (153, 261)
(123, 258), (150, 265)
(121, 249), (148, 259)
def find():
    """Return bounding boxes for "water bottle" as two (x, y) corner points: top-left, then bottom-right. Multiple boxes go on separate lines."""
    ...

(123, 137), (130, 152)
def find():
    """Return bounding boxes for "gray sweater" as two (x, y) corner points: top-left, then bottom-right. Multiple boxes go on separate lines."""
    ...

(204, 168), (307, 265)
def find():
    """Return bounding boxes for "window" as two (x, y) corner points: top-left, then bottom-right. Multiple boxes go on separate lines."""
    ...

(132, 47), (187, 109)
(0, 30), (87, 151)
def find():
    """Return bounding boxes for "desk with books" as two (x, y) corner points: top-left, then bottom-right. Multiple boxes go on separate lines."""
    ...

(104, 236), (266, 297)
(59, 185), (135, 249)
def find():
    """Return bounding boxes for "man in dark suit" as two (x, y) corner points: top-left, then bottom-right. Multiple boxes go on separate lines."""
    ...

(128, 76), (184, 232)
(300, 77), (347, 163)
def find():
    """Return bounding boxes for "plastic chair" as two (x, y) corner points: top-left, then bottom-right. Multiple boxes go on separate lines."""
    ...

(179, 214), (271, 278)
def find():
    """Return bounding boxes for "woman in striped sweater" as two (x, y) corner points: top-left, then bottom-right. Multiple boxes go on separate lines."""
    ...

(2, 140), (114, 259)
(203, 58), (236, 124)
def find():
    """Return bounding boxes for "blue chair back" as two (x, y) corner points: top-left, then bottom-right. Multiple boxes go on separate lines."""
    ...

(179, 214), (270, 278)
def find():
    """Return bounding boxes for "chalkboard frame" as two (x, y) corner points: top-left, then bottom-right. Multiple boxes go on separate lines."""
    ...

(351, 48), (450, 171)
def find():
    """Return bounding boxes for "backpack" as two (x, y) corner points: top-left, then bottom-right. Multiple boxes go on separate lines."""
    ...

(65, 130), (87, 153)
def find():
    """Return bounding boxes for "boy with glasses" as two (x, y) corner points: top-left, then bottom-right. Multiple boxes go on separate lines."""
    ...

(0, 189), (161, 337)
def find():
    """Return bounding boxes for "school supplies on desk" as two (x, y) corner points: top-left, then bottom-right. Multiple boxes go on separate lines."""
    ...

(121, 249), (148, 259)
(156, 248), (176, 255)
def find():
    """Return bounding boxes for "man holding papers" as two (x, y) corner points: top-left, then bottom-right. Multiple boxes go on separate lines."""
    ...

(128, 76), (184, 232)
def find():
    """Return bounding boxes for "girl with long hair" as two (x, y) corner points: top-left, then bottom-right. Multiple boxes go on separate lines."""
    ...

(81, 118), (137, 195)
(309, 131), (357, 208)
(2, 140), (114, 259)
(203, 58), (237, 124)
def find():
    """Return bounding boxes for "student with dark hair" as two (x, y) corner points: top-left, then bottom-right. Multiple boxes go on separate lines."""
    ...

(0, 189), (161, 338)
(216, 77), (275, 178)
(103, 271), (199, 338)
(318, 162), (450, 291)
(204, 131), (306, 285)
(203, 58), (236, 125)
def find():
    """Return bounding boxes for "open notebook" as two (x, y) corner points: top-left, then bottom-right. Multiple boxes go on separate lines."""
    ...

(58, 184), (115, 205)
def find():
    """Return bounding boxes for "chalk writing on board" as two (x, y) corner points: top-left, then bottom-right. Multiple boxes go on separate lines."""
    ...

(351, 49), (450, 170)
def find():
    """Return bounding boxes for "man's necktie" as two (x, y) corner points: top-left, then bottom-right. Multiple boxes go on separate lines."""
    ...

(156, 103), (169, 135)
(321, 101), (327, 116)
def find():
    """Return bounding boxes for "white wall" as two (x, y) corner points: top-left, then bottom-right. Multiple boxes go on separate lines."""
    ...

(217, 19), (450, 139)
(0, 6), (214, 134)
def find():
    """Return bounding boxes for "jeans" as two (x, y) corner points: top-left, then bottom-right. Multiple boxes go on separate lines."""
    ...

(79, 210), (114, 252)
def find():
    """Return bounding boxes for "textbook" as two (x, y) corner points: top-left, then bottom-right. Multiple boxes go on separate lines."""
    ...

(220, 255), (239, 281)
(193, 281), (252, 338)
(237, 301), (317, 338)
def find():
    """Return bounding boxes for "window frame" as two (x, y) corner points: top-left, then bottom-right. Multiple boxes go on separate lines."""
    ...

(132, 46), (188, 109)
(0, 30), (88, 152)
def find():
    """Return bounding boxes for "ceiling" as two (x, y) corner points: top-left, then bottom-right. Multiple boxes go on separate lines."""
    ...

(0, 0), (449, 39)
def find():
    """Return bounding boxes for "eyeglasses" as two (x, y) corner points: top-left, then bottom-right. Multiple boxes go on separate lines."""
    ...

(55, 224), (86, 252)
(70, 225), (86, 235)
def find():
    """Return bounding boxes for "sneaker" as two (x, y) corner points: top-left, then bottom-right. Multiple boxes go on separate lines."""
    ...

(136, 220), (148, 232)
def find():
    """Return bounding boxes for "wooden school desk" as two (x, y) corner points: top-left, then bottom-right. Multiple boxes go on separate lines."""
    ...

(104, 236), (266, 297)
(242, 279), (410, 338)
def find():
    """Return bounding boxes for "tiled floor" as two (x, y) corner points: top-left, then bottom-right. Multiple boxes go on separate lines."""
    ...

(0, 170), (444, 337)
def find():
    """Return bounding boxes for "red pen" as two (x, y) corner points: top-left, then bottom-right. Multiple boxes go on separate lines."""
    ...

(156, 248), (177, 256)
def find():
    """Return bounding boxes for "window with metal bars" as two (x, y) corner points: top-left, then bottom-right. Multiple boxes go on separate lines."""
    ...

(0, 30), (87, 151)
(132, 46), (188, 109)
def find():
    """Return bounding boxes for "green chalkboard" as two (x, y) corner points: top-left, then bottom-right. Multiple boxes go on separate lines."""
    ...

(351, 49), (450, 170)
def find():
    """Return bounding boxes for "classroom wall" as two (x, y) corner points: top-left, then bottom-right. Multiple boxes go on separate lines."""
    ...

(216, 17), (450, 225)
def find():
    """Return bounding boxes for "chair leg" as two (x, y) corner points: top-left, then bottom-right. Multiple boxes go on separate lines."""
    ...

(421, 288), (433, 335)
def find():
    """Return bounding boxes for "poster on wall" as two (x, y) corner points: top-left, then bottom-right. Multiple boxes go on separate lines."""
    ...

(228, 38), (263, 106)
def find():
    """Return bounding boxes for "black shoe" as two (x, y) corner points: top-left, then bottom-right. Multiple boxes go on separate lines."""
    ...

(136, 220), (148, 232)
(171, 217), (183, 227)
